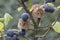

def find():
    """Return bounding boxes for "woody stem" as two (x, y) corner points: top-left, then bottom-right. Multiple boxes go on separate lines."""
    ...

(18, 0), (39, 40)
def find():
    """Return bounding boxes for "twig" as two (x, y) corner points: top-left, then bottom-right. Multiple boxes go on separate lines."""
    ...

(40, 27), (51, 38)
(34, 18), (41, 40)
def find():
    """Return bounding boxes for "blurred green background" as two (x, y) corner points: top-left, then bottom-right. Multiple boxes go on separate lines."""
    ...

(0, 0), (60, 40)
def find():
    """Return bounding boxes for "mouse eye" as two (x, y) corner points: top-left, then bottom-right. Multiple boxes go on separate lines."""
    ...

(38, 13), (39, 14)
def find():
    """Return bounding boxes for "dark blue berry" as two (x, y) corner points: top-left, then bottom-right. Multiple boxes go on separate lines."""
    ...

(44, 6), (54, 13)
(45, 0), (55, 3)
(24, 0), (28, 2)
(21, 13), (29, 21)
(6, 35), (19, 40)
(12, 35), (19, 40)
(7, 29), (14, 37)
(19, 29), (26, 36)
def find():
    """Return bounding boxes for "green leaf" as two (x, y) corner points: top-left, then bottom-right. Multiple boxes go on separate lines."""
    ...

(0, 22), (4, 32)
(4, 13), (13, 26)
(47, 3), (55, 7)
(17, 7), (23, 12)
(27, 0), (32, 9)
(56, 6), (60, 11)
(52, 21), (60, 33)
(0, 18), (4, 23)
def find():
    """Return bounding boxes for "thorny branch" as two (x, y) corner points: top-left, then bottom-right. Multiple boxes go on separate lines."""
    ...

(18, 0), (39, 40)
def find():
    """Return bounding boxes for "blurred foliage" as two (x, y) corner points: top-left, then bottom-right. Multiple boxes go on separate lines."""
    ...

(0, 0), (60, 40)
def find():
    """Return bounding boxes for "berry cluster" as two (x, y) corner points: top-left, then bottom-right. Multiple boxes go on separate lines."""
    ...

(44, 6), (54, 13)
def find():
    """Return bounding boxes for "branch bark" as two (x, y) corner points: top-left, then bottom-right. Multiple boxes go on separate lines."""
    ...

(18, 0), (39, 40)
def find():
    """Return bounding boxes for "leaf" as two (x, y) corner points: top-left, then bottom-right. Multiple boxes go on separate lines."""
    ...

(27, 0), (32, 9)
(56, 6), (60, 11)
(17, 7), (23, 12)
(0, 22), (4, 32)
(52, 21), (60, 33)
(4, 13), (13, 26)
(0, 18), (4, 23)
(47, 3), (55, 7)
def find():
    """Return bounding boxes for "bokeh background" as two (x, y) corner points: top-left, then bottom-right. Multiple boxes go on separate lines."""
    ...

(0, 0), (60, 40)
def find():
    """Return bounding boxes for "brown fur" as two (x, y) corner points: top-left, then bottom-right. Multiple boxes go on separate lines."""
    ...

(18, 19), (30, 30)
(30, 4), (44, 18)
